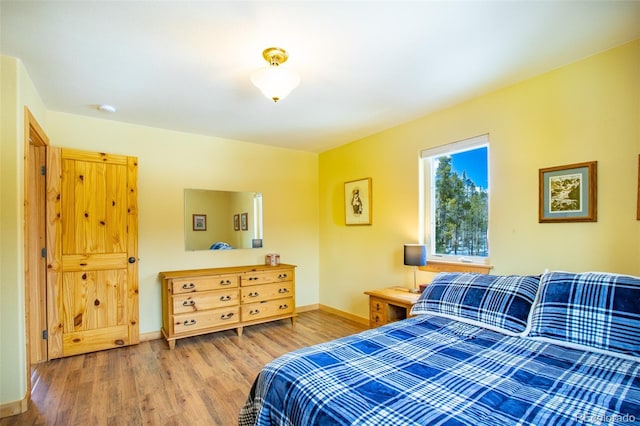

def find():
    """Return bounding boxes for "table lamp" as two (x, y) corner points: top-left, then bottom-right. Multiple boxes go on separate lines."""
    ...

(404, 244), (427, 293)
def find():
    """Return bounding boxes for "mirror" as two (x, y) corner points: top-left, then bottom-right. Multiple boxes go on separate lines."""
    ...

(184, 189), (263, 250)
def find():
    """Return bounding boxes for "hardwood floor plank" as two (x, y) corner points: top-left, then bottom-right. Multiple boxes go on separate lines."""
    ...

(2, 310), (365, 426)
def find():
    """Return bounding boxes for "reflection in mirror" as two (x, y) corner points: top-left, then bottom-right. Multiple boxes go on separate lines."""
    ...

(184, 189), (263, 250)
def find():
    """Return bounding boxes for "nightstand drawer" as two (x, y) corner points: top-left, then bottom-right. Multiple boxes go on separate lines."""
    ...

(370, 297), (387, 314)
(370, 311), (385, 326)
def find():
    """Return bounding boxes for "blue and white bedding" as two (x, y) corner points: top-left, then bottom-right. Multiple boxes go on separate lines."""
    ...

(239, 271), (640, 425)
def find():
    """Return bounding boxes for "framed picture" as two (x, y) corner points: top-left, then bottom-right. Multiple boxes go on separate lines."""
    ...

(539, 161), (597, 223)
(192, 214), (206, 231)
(345, 177), (372, 225)
(233, 214), (240, 231)
(241, 212), (248, 231)
(637, 155), (640, 220)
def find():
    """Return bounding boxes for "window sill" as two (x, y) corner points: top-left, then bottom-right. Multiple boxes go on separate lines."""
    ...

(419, 260), (493, 275)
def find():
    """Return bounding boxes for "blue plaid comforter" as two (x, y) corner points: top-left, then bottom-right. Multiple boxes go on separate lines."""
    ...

(239, 315), (640, 425)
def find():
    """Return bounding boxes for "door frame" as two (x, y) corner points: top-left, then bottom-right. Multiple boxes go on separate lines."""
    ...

(23, 107), (49, 392)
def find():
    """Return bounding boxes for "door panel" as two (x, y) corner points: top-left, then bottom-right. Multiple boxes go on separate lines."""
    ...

(47, 147), (138, 358)
(62, 325), (129, 357)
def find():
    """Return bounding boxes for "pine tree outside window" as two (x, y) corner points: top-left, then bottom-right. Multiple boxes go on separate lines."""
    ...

(421, 135), (489, 264)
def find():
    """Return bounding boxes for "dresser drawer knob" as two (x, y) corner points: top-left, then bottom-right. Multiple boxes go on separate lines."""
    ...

(220, 313), (234, 320)
(182, 319), (197, 326)
(182, 299), (196, 307)
(248, 291), (259, 297)
(279, 304), (288, 310)
(248, 276), (259, 281)
(249, 309), (260, 315)
(219, 279), (232, 285)
(182, 283), (196, 291)
(278, 288), (289, 294)
(375, 303), (381, 311)
(219, 295), (232, 302)
(278, 273), (288, 279)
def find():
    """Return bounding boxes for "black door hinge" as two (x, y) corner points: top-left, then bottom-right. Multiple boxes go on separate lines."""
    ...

(40, 165), (46, 176)
(42, 330), (48, 340)
(41, 248), (47, 258)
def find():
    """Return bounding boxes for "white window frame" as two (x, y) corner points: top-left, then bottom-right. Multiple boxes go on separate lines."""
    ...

(420, 134), (490, 265)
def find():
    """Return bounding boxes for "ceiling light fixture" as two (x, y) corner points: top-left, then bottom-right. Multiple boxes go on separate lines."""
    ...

(250, 47), (300, 103)
(97, 104), (116, 113)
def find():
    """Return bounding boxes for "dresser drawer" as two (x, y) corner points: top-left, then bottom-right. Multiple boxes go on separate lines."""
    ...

(172, 288), (239, 314)
(241, 269), (294, 287)
(172, 307), (239, 334)
(171, 274), (238, 294)
(240, 282), (293, 303)
(241, 297), (294, 321)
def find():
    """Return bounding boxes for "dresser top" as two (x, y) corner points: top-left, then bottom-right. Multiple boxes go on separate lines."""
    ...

(159, 263), (296, 279)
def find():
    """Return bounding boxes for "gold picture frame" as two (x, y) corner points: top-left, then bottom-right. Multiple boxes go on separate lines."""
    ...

(241, 212), (248, 231)
(345, 178), (372, 225)
(539, 161), (597, 223)
(192, 214), (206, 231)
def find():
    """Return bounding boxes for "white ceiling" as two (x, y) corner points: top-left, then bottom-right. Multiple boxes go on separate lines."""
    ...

(2, 1), (639, 153)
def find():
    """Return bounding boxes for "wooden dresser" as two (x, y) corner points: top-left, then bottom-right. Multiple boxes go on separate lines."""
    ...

(159, 263), (296, 349)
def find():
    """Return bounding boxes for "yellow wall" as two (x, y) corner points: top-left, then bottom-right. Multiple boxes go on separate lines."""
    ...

(44, 111), (320, 336)
(1, 39), (639, 411)
(319, 40), (640, 319)
(1, 57), (319, 408)
(1, 56), (47, 410)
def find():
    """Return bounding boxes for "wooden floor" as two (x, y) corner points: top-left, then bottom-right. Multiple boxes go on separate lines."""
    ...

(1, 310), (367, 426)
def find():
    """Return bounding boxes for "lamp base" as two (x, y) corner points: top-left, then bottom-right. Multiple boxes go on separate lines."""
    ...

(409, 288), (421, 294)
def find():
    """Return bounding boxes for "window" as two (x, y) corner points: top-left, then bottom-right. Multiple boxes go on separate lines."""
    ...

(421, 134), (489, 263)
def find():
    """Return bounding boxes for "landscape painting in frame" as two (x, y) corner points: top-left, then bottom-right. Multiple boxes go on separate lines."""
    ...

(241, 212), (248, 231)
(539, 161), (597, 223)
(192, 214), (207, 231)
(345, 178), (372, 225)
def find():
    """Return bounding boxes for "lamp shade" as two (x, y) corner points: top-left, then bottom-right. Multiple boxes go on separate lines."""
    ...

(250, 66), (300, 102)
(404, 244), (427, 267)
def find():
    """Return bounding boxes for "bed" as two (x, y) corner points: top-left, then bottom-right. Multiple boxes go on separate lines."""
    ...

(239, 271), (640, 426)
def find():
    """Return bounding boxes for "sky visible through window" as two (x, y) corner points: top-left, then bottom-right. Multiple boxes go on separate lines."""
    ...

(449, 147), (488, 189)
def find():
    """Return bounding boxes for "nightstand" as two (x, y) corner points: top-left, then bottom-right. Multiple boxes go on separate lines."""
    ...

(364, 287), (422, 328)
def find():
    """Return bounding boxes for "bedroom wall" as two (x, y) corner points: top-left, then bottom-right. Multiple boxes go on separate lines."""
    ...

(1, 54), (319, 411)
(319, 39), (640, 319)
(0, 57), (47, 410)
(44, 111), (320, 338)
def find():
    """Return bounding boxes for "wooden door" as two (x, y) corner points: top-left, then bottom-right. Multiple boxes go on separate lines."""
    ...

(46, 147), (139, 358)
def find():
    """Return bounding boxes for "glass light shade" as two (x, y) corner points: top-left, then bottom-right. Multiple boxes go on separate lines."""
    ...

(404, 244), (427, 267)
(251, 66), (300, 102)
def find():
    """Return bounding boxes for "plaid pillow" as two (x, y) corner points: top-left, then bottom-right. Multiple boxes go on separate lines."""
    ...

(411, 272), (540, 336)
(529, 271), (640, 359)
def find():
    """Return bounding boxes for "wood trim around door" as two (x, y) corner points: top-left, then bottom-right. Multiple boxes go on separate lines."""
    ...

(21, 107), (49, 416)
